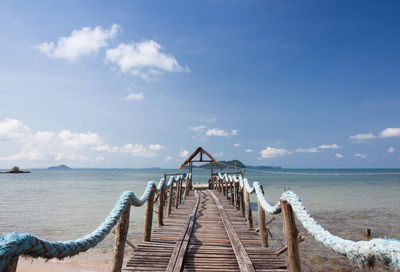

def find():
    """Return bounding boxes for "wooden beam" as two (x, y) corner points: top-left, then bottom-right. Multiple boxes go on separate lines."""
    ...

(179, 147), (222, 170)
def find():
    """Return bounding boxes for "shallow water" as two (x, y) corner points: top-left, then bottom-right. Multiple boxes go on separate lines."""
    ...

(1, 168), (400, 271)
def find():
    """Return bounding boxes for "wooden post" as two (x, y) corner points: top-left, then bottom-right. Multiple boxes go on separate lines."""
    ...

(225, 180), (229, 199)
(167, 178), (174, 216)
(281, 200), (301, 272)
(184, 177), (190, 199)
(230, 181), (234, 205)
(158, 185), (165, 227)
(244, 186), (254, 230)
(233, 182), (237, 209)
(143, 188), (155, 242)
(179, 178), (183, 204)
(4, 257), (19, 272)
(175, 179), (180, 209)
(239, 187), (245, 217)
(112, 204), (131, 272)
(258, 200), (268, 247)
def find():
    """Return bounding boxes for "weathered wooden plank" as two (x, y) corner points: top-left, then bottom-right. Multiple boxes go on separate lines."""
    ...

(208, 189), (255, 272)
(166, 190), (200, 271)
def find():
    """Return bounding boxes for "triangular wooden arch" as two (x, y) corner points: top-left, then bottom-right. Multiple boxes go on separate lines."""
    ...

(179, 147), (223, 170)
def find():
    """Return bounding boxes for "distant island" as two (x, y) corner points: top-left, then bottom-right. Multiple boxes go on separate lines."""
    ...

(187, 160), (281, 170)
(48, 164), (71, 170)
(0, 166), (30, 174)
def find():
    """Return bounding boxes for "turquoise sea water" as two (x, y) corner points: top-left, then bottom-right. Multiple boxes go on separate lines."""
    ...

(1, 168), (400, 271)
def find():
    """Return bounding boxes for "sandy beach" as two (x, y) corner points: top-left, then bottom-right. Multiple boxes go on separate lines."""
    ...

(17, 258), (111, 272)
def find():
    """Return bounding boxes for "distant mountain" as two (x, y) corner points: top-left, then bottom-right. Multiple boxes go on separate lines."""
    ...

(48, 164), (71, 170)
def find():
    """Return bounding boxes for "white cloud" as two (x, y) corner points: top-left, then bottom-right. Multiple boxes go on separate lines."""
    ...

(38, 24), (120, 60)
(379, 128), (400, 138)
(57, 130), (102, 148)
(318, 144), (341, 149)
(350, 133), (376, 141)
(91, 144), (119, 152)
(179, 150), (189, 157)
(0, 118), (29, 139)
(164, 156), (172, 162)
(233, 143), (241, 147)
(106, 40), (189, 80)
(0, 118), (163, 165)
(213, 152), (224, 157)
(388, 146), (395, 153)
(260, 147), (291, 159)
(149, 144), (164, 151)
(189, 125), (206, 132)
(295, 147), (319, 153)
(126, 92), (144, 101)
(354, 153), (367, 159)
(335, 153), (344, 159)
(95, 156), (105, 162)
(206, 128), (238, 137)
(120, 144), (156, 157)
(245, 149), (253, 153)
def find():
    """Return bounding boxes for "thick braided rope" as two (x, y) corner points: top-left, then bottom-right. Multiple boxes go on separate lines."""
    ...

(217, 173), (400, 270)
(0, 173), (190, 270)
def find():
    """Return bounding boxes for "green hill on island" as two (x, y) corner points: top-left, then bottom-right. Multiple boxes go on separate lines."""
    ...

(48, 164), (71, 170)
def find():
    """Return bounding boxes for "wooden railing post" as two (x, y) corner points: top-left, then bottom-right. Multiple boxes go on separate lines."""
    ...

(230, 181), (234, 205)
(112, 204), (131, 272)
(4, 257), (19, 272)
(239, 187), (245, 217)
(281, 200), (301, 272)
(167, 179), (174, 216)
(143, 187), (155, 242)
(258, 200), (268, 247)
(179, 178), (183, 204)
(233, 182), (237, 209)
(158, 185), (165, 227)
(225, 180), (229, 199)
(184, 178), (190, 198)
(175, 180), (180, 209)
(244, 186), (254, 230)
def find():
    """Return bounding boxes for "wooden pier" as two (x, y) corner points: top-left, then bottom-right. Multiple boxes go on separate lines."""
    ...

(124, 186), (288, 272)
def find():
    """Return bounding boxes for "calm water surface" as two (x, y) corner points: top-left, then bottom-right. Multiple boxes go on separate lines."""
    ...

(1, 168), (399, 271)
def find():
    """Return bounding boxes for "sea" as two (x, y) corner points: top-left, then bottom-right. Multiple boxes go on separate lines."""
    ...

(1, 168), (399, 271)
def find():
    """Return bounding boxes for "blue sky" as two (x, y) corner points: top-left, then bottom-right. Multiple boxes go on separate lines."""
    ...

(0, 0), (399, 168)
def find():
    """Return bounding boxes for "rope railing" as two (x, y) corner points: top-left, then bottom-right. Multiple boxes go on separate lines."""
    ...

(216, 173), (400, 271)
(0, 173), (191, 272)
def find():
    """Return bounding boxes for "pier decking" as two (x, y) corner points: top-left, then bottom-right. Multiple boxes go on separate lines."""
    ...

(124, 187), (288, 272)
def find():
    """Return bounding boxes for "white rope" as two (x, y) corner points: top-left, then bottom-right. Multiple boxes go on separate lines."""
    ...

(216, 173), (400, 269)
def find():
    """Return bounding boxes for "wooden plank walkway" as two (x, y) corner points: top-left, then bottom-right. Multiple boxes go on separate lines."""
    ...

(124, 187), (288, 272)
